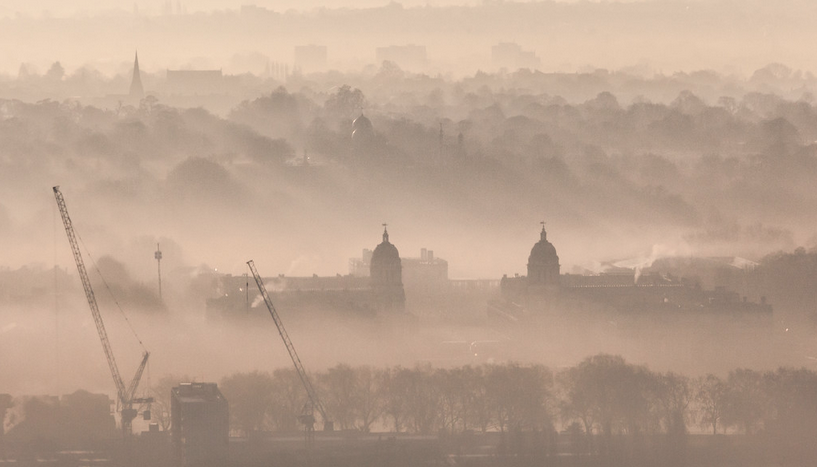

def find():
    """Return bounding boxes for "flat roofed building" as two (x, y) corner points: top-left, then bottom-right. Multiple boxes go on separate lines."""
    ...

(171, 383), (229, 467)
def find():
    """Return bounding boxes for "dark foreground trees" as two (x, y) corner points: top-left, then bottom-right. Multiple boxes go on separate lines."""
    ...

(210, 355), (817, 466)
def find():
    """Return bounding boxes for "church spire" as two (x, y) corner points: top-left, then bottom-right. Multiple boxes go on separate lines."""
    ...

(540, 221), (547, 241)
(382, 223), (389, 243)
(129, 51), (144, 100)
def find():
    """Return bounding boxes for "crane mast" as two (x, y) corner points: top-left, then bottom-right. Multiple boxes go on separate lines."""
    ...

(53, 186), (152, 438)
(246, 260), (333, 432)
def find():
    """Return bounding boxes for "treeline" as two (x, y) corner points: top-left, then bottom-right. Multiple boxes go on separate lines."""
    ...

(206, 355), (817, 459)
(6, 69), (817, 295)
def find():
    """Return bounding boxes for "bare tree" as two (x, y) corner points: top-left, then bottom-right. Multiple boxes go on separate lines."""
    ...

(319, 364), (358, 430)
(722, 368), (767, 435)
(352, 366), (386, 433)
(150, 374), (191, 431)
(694, 374), (727, 435)
(219, 371), (275, 436)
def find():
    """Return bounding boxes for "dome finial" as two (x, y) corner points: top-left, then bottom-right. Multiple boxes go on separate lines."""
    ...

(382, 223), (389, 243)
(540, 221), (547, 240)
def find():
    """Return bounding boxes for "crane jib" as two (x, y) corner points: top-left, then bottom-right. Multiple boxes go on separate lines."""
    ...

(52, 186), (151, 436)
(246, 260), (333, 430)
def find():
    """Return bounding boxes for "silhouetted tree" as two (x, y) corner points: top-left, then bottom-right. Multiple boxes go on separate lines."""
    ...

(220, 371), (275, 436)
(694, 374), (727, 434)
(351, 366), (386, 432)
(722, 368), (767, 435)
(324, 85), (366, 125)
(319, 364), (357, 430)
(151, 374), (192, 431)
(0, 394), (11, 459)
(268, 368), (307, 432)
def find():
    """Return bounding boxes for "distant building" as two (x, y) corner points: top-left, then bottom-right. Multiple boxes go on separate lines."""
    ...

(375, 44), (427, 70)
(352, 113), (374, 142)
(4, 391), (116, 447)
(351, 246), (448, 291)
(527, 225), (560, 290)
(370, 226), (406, 311)
(294, 44), (328, 73)
(171, 383), (229, 467)
(491, 43), (541, 71)
(129, 51), (144, 100)
(349, 248), (374, 277)
(166, 69), (224, 94)
(351, 112), (381, 161)
(498, 225), (772, 321)
(207, 226), (412, 318)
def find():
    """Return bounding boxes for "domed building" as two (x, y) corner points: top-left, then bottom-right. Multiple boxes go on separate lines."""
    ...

(499, 224), (561, 310)
(370, 226), (406, 311)
(351, 113), (374, 142)
(527, 225), (560, 288)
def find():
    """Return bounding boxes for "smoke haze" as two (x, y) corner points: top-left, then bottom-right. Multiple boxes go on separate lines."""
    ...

(3, 4), (817, 460)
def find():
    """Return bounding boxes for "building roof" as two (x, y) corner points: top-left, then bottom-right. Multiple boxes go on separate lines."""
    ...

(528, 226), (558, 265)
(372, 226), (400, 262)
(172, 382), (225, 404)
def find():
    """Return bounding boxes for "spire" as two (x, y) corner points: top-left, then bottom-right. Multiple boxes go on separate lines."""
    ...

(382, 223), (389, 243)
(129, 51), (144, 100)
(540, 221), (547, 241)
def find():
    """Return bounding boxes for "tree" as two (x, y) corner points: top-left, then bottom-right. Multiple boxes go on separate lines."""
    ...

(319, 364), (358, 430)
(267, 368), (307, 432)
(403, 365), (440, 434)
(558, 354), (657, 457)
(655, 372), (691, 467)
(465, 365), (493, 433)
(382, 365), (440, 434)
(151, 374), (192, 431)
(487, 363), (552, 433)
(436, 367), (466, 434)
(0, 394), (12, 458)
(761, 367), (817, 463)
(352, 366), (386, 433)
(656, 372), (691, 436)
(219, 371), (275, 436)
(722, 368), (767, 435)
(45, 61), (64, 81)
(324, 85), (366, 123)
(382, 366), (410, 432)
(694, 374), (727, 434)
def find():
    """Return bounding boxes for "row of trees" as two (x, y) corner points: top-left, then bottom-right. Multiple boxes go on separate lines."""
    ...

(204, 354), (817, 448)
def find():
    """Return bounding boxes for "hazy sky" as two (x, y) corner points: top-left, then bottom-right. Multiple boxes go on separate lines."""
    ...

(2, 0), (661, 18)
(5, 0), (460, 17)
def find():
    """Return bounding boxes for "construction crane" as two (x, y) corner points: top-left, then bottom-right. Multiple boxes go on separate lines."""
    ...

(53, 186), (153, 439)
(246, 260), (333, 435)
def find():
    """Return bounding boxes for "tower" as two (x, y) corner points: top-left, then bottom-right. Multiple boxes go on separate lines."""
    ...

(370, 225), (405, 311)
(129, 51), (144, 100)
(527, 223), (560, 289)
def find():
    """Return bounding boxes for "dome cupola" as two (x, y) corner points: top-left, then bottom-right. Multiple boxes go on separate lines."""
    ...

(370, 225), (405, 310)
(527, 224), (560, 287)
(352, 113), (374, 141)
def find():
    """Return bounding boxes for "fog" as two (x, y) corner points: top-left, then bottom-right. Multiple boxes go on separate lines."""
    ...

(3, 1), (817, 78)
(3, 1), (817, 462)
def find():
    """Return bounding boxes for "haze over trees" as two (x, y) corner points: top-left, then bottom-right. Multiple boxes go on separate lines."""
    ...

(175, 355), (817, 465)
(4, 64), (817, 392)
